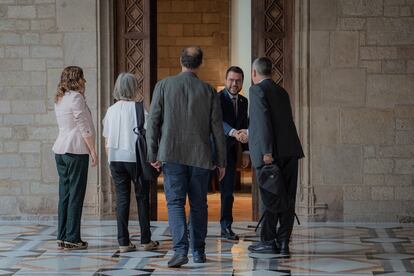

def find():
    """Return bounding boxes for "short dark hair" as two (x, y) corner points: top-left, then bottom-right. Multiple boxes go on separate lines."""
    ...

(253, 57), (272, 77)
(180, 46), (203, 69)
(225, 66), (244, 81)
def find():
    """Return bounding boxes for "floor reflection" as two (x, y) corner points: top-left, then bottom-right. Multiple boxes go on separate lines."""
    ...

(0, 221), (412, 275)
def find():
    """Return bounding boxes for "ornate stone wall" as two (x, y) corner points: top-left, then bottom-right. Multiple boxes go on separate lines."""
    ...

(309, 0), (414, 221)
(0, 0), (99, 218)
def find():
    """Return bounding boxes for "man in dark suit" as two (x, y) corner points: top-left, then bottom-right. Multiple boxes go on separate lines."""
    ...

(146, 46), (226, 267)
(247, 57), (304, 256)
(218, 66), (249, 240)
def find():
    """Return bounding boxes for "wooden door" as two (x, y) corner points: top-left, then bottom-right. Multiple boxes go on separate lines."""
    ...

(115, 0), (158, 220)
(251, 0), (294, 220)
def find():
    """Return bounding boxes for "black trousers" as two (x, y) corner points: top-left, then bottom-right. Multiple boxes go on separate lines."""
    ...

(110, 161), (151, 246)
(260, 157), (299, 243)
(219, 145), (237, 230)
(55, 153), (89, 243)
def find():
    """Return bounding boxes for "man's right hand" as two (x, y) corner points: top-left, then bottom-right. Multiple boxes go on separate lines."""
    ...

(233, 130), (248, 143)
(217, 167), (226, 181)
(263, 154), (273, 165)
(151, 161), (162, 171)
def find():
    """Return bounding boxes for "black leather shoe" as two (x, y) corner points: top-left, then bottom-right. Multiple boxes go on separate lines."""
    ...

(278, 240), (290, 255)
(167, 253), (189, 268)
(221, 228), (239, 240)
(248, 240), (279, 254)
(193, 253), (206, 263)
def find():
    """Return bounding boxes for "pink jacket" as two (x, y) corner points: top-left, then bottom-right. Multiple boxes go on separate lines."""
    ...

(52, 91), (95, 155)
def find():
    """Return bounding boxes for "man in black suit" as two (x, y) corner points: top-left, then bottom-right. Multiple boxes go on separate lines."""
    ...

(218, 66), (249, 240)
(247, 57), (304, 256)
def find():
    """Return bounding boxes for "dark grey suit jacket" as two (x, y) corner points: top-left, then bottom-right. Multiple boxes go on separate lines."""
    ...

(248, 79), (304, 168)
(146, 72), (227, 169)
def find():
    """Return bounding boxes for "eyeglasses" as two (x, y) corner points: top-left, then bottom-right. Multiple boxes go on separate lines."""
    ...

(227, 79), (242, 85)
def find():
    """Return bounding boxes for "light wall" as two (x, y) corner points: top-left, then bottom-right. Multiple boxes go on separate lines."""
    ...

(230, 0), (251, 96)
(309, 0), (414, 222)
(0, 0), (99, 218)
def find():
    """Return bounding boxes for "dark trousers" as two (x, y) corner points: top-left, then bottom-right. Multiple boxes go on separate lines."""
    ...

(162, 162), (210, 257)
(110, 161), (151, 246)
(220, 145), (237, 230)
(260, 157), (299, 243)
(55, 153), (89, 243)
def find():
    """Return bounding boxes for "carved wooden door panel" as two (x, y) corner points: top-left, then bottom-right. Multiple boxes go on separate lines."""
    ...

(115, 0), (157, 109)
(252, 0), (293, 96)
(251, 0), (293, 220)
(115, 0), (157, 220)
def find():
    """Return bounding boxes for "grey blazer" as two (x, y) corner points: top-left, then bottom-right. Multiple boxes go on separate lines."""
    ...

(146, 72), (226, 169)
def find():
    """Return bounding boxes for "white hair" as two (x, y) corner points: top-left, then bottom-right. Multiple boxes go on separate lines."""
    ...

(113, 72), (139, 101)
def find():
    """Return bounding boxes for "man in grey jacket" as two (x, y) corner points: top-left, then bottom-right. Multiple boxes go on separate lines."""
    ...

(146, 46), (226, 267)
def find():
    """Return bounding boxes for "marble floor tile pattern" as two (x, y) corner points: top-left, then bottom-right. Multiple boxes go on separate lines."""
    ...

(0, 221), (412, 275)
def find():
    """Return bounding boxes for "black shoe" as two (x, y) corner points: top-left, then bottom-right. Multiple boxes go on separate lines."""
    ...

(221, 228), (239, 240)
(193, 253), (206, 263)
(167, 253), (188, 268)
(248, 240), (279, 254)
(278, 240), (290, 255)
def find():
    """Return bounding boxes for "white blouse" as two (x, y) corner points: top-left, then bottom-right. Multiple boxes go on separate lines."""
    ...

(102, 101), (142, 163)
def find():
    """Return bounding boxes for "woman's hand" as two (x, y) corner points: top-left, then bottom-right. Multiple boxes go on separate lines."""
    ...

(151, 161), (162, 171)
(90, 150), (98, 167)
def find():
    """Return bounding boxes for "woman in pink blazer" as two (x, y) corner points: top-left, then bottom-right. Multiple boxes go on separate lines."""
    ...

(52, 66), (97, 250)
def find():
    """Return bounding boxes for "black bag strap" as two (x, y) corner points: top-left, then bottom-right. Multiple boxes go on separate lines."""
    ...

(133, 102), (145, 183)
(134, 102), (145, 135)
(254, 212), (300, 232)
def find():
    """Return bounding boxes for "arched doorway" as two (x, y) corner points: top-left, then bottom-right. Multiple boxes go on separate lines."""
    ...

(112, 0), (294, 221)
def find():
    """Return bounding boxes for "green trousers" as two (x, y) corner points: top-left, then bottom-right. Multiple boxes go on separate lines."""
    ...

(55, 153), (89, 243)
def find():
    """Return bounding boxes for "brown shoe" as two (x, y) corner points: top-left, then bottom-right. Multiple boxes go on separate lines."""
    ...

(141, 240), (159, 251)
(119, 242), (136, 253)
(64, 240), (88, 250)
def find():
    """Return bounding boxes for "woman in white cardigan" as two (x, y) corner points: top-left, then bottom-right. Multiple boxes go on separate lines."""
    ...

(103, 73), (158, 253)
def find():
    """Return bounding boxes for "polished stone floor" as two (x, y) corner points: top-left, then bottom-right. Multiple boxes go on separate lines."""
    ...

(0, 220), (413, 275)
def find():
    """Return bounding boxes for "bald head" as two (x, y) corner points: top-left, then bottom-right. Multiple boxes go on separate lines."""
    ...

(180, 46), (203, 70)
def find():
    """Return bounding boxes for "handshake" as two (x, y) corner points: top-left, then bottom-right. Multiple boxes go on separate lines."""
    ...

(232, 129), (248, 143)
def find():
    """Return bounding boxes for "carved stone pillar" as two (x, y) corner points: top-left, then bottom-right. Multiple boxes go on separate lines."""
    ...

(293, 0), (317, 220)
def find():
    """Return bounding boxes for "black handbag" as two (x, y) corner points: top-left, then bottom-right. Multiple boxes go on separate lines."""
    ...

(254, 163), (300, 231)
(256, 163), (288, 214)
(133, 102), (160, 182)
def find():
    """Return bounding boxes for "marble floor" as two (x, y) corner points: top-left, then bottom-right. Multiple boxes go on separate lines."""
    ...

(0, 220), (413, 275)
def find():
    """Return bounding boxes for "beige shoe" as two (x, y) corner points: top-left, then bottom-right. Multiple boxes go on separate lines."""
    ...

(141, 240), (159, 251)
(119, 242), (136, 253)
(57, 240), (65, 250)
(64, 240), (88, 250)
